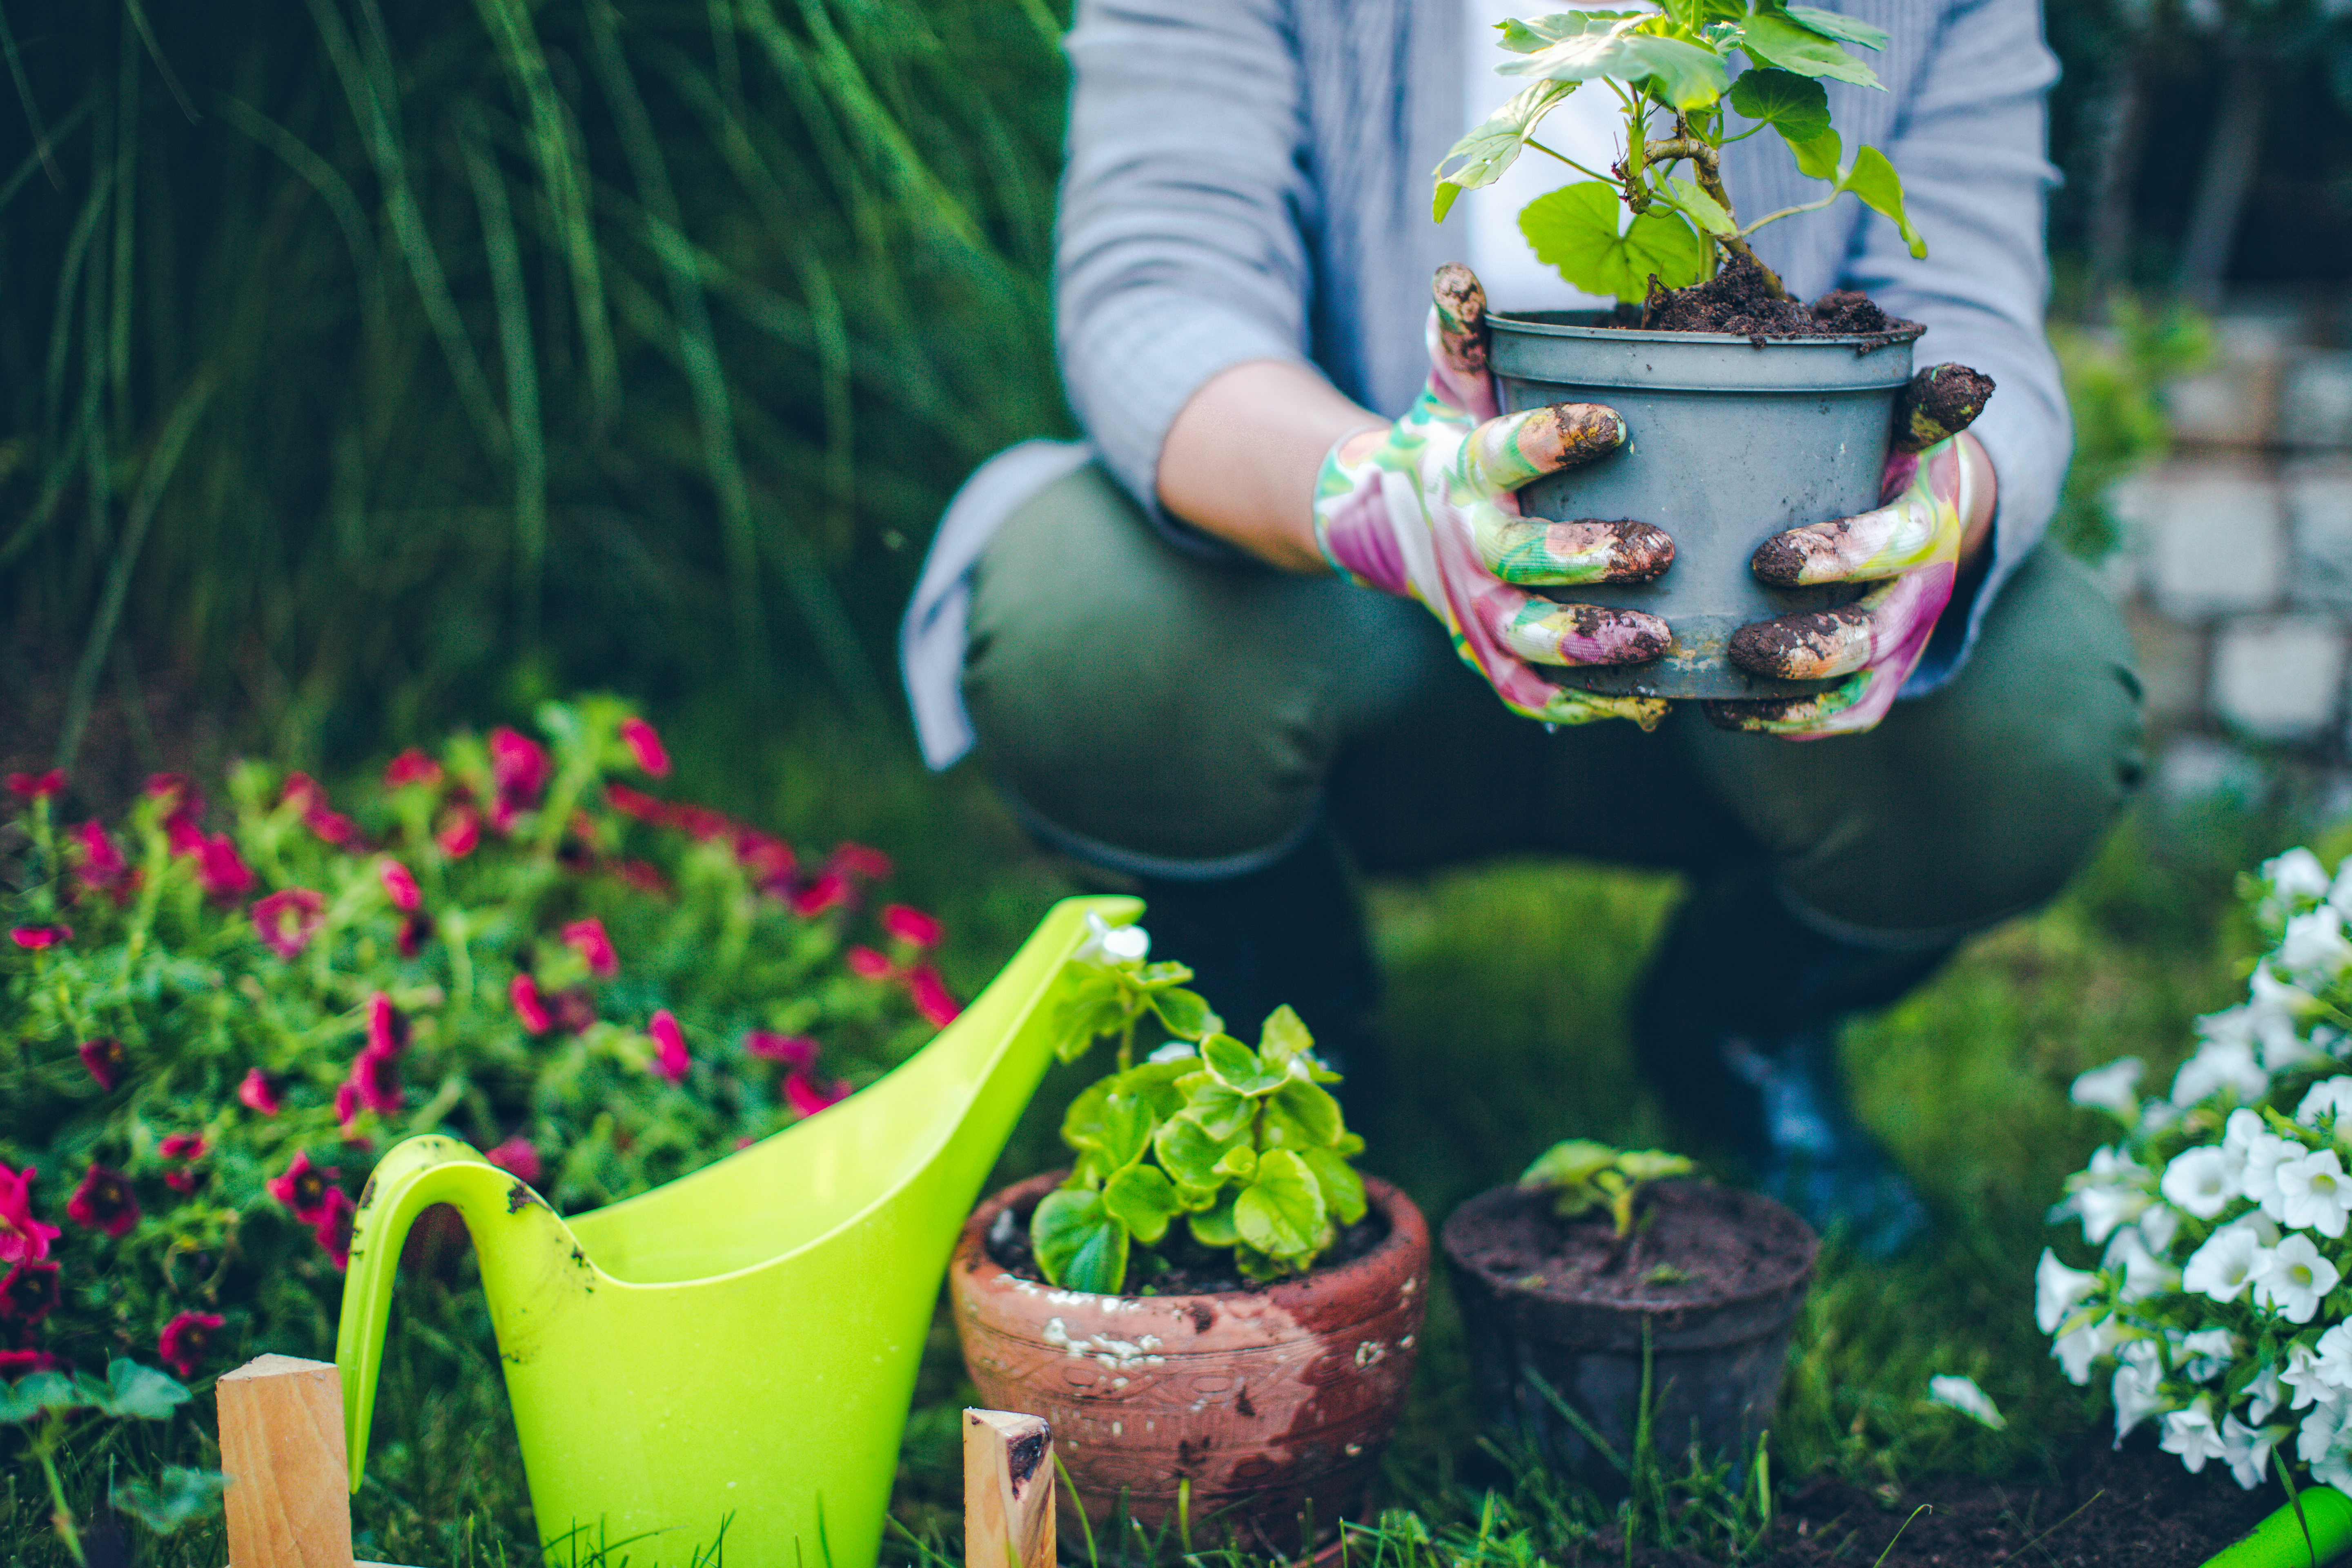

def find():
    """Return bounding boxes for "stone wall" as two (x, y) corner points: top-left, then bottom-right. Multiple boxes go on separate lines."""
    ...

(2107, 310), (2352, 759)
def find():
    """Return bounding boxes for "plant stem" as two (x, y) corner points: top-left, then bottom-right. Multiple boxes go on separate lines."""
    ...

(1524, 137), (1615, 184)
(35, 1419), (86, 1568)
(1737, 192), (1844, 238)
(1646, 124), (1789, 295)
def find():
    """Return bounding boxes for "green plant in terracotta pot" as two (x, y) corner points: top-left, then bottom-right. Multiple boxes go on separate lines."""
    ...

(950, 922), (1428, 1553)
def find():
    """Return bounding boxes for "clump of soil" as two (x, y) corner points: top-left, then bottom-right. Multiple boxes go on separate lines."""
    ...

(1447, 1180), (1812, 1307)
(984, 1187), (1390, 1296)
(1627, 253), (1922, 344)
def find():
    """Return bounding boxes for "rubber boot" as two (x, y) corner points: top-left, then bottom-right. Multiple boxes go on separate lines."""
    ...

(1630, 865), (1947, 1258)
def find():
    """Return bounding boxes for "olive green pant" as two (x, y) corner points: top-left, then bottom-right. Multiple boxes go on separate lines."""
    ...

(961, 463), (2146, 943)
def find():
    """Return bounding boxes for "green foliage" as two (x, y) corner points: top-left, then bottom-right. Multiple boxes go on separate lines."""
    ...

(1520, 1139), (1695, 1236)
(0, 1359), (207, 1563)
(2050, 299), (2212, 561)
(1437, 0), (1924, 300)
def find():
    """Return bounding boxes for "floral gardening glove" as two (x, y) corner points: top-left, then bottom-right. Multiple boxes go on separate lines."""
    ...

(1313, 264), (1677, 729)
(1706, 366), (1995, 739)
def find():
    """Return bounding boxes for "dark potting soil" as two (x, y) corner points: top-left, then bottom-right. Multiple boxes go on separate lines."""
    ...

(983, 1188), (1390, 1297)
(1612, 254), (1923, 345)
(1446, 1180), (1811, 1308)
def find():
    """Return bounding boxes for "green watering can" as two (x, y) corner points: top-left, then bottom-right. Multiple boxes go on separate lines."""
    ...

(336, 894), (1139, 1567)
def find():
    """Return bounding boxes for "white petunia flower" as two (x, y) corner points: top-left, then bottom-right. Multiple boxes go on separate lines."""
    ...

(2269, 848), (2332, 906)
(1926, 1374), (2006, 1430)
(2184, 1223), (2267, 1303)
(2332, 855), (2352, 920)
(2281, 909), (2352, 985)
(2172, 1039), (2270, 1109)
(2301, 1078), (2352, 1133)
(2105, 1227), (2180, 1302)
(2068, 1147), (2155, 1244)
(2250, 966), (2322, 1070)
(2054, 1313), (2123, 1386)
(1074, 912), (1151, 967)
(2315, 1325), (2352, 1393)
(2221, 1415), (2286, 1490)
(2247, 1363), (2288, 1425)
(2253, 1234), (2343, 1324)
(2162, 1396), (2230, 1472)
(2181, 1327), (2240, 1381)
(2300, 1394), (2352, 1469)
(2139, 1201), (2182, 1255)
(2284, 1342), (2332, 1410)
(2113, 1355), (2172, 1442)
(2071, 1058), (2144, 1121)
(2276, 1150), (2352, 1238)
(2036, 1248), (2099, 1334)
(2161, 1146), (2238, 1218)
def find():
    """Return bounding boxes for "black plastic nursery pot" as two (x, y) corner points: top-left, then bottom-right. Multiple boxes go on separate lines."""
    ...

(1488, 312), (1922, 701)
(1441, 1177), (1818, 1491)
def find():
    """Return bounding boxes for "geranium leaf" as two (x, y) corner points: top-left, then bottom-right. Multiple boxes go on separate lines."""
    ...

(1154, 1114), (1241, 1189)
(1433, 79), (1576, 222)
(1737, 8), (1882, 88)
(1661, 176), (1736, 236)
(1784, 4), (1888, 49)
(1498, 11), (1647, 52)
(1839, 144), (1927, 258)
(1103, 1162), (1180, 1245)
(1031, 1186), (1130, 1294)
(110, 1467), (227, 1533)
(1201, 1033), (1286, 1096)
(1519, 182), (1704, 301)
(1265, 1080), (1344, 1150)
(1499, 16), (1730, 110)
(1301, 1147), (1368, 1226)
(1190, 1196), (1240, 1248)
(1788, 126), (1842, 182)
(1726, 66), (1829, 142)
(1148, 986), (1216, 1040)
(100, 1360), (190, 1421)
(1235, 1149), (1326, 1259)
(1523, 1138), (1621, 1190)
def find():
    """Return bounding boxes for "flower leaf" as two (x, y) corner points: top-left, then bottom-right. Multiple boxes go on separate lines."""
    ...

(1214, 1144), (1259, 1181)
(110, 1467), (228, 1533)
(1031, 1186), (1130, 1294)
(1498, 16), (1730, 111)
(1189, 1195), (1240, 1248)
(1726, 66), (1830, 143)
(1519, 182), (1705, 303)
(1783, 4), (1889, 49)
(1661, 176), (1736, 236)
(1523, 1138), (1620, 1189)
(1433, 79), (1576, 221)
(97, 1359), (190, 1420)
(1154, 1113), (1243, 1189)
(1259, 1005), (1315, 1075)
(1264, 1079), (1345, 1150)
(1838, 144), (1927, 258)
(1103, 1162), (1180, 1245)
(1497, 11), (1649, 52)
(1148, 985), (1218, 1040)
(1300, 1146), (1368, 1227)
(1787, 126), (1843, 182)
(1180, 1078), (1258, 1142)
(1201, 1033), (1287, 1096)
(1235, 1149), (1326, 1260)
(1735, 7), (1882, 89)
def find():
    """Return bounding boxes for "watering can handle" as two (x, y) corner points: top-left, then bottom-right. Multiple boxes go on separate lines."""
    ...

(334, 1134), (581, 1494)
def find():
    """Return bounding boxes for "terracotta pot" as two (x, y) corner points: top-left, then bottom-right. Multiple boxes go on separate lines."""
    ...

(1441, 1178), (1816, 1492)
(950, 1170), (1429, 1553)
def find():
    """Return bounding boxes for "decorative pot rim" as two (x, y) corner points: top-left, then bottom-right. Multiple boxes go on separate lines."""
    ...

(1488, 308), (1927, 354)
(959, 1168), (1429, 1307)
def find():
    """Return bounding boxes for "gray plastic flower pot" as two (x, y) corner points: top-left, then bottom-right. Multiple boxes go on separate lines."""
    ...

(1489, 312), (1922, 701)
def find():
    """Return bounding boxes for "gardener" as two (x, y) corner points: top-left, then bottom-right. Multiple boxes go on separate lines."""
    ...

(898, 0), (2144, 1256)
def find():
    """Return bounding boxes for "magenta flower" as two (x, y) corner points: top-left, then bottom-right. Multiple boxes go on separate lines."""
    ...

(145, 772), (203, 826)
(71, 820), (130, 903)
(846, 945), (894, 981)
(397, 910), (434, 958)
(78, 1038), (126, 1092)
(484, 1136), (543, 1185)
(5, 769), (64, 800)
(790, 872), (847, 918)
(157, 1310), (226, 1377)
(366, 993), (410, 1058)
(159, 1133), (207, 1161)
(831, 843), (893, 880)
(550, 987), (597, 1035)
(562, 918), (618, 978)
(619, 716), (672, 777)
(612, 860), (671, 898)
(735, 833), (795, 895)
(346, 1045), (402, 1116)
(165, 1167), (201, 1194)
(9, 925), (69, 951)
(0, 1261), (60, 1324)
(745, 1031), (818, 1070)
(490, 727), (550, 802)
(786, 1071), (851, 1117)
(649, 1010), (690, 1083)
(238, 1067), (284, 1116)
(0, 1164), (59, 1265)
(605, 783), (671, 825)
(313, 1188), (357, 1270)
(193, 834), (255, 901)
(510, 973), (552, 1033)
(0, 1349), (62, 1378)
(906, 964), (962, 1028)
(334, 1080), (362, 1131)
(267, 1151), (340, 1225)
(437, 806), (481, 858)
(384, 748), (444, 790)
(252, 889), (325, 959)
(66, 1165), (138, 1238)
(379, 860), (421, 912)
(881, 904), (943, 949)
(668, 803), (737, 843)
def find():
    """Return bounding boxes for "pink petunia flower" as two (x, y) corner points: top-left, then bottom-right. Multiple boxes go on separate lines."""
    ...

(192, 833), (255, 901)
(313, 1188), (357, 1270)
(561, 918), (618, 978)
(550, 987), (598, 1035)
(436, 806), (481, 858)
(71, 820), (130, 903)
(145, 773), (203, 827)
(238, 1067), (284, 1116)
(159, 1133), (207, 1161)
(66, 1165), (138, 1238)
(906, 964), (963, 1029)
(619, 716), (671, 778)
(830, 843), (893, 880)
(735, 833), (795, 894)
(366, 993), (410, 1058)
(604, 782), (671, 825)
(668, 803), (737, 843)
(384, 748), (444, 790)
(345, 1046), (402, 1116)
(790, 872), (847, 918)
(5, 769), (64, 800)
(612, 860), (671, 898)
(9, 925), (69, 951)
(785, 1071), (851, 1117)
(165, 1168), (201, 1194)
(157, 1310), (226, 1378)
(0, 1261), (60, 1324)
(510, 973), (552, 1033)
(333, 1080), (362, 1131)
(266, 1151), (340, 1225)
(880, 904), (942, 949)
(484, 1136), (543, 1185)
(845, 945), (894, 980)
(252, 889), (325, 959)
(396, 910), (434, 959)
(649, 1010), (690, 1083)
(379, 859), (421, 912)
(0, 1164), (59, 1265)
(488, 793), (521, 837)
(745, 1031), (818, 1070)
(489, 727), (550, 802)
(0, 1349), (63, 1379)
(78, 1038), (126, 1092)
(282, 774), (355, 843)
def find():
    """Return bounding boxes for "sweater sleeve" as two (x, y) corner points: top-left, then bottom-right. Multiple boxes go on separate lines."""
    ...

(1841, 0), (2071, 694)
(1056, 0), (1322, 547)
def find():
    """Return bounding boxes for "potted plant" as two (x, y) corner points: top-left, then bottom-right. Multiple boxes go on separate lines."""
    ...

(1441, 1139), (1817, 1490)
(1434, 2), (1993, 699)
(948, 925), (1428, 1554)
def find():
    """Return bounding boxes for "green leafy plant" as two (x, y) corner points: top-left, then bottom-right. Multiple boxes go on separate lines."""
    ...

(1434, 1), (1924, 303)
(0, 1359), (221, 1563)
(1029, 937), (1368, 1293)
(1520, 1139), (1695, 1237)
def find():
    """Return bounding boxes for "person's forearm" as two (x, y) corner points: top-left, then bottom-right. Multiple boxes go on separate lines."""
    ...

(1156, 360), (1380, 572)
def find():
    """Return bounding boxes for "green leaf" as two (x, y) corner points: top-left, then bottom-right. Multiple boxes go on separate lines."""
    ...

(1784, 4), (1889, 49)
(1434, 80), (1576, 222)
(1103, 1163), (1180, 1245)
(1661, 176), (1735, 236)
(1736, 9), (1882, 89)
(1155, 1113), (1240, 1189)
(110, 1467), (228, 1533)
(1031, 1187), (1130, 1294)
(1726, 67), (1829, 142)
(1265, 1080), (1345, 1150)
(1214, 1144), (1259, 1180)
(99, 1359), (191, 1420)
(1617, 1149), (1697, 1182)
(1180, 1078), (1258, 1142)
(1301, 1147), (1368, 1226)
(1110, 1057), (1198, 1122)
(1060, 1079), (1114, 1151)
(1840, 144), (1927, 257)
(1200, 1033), (1286, 1096)
(1148, 986), (1217, 1040)
(1788, 126), (1843, 181)
(1522, 1138), (1621, 1189)
(11, 1372), (87, 1416)
(1497, 11), (1648, 52)
(1098, 1092), (1158, 1169)
(1260, 1006), (1315, 1075)
(1519, 182), (1704, 302)
(1190, 1196), (1240, 1248)
(1498, 17), (1730, 111)
(1234, 1149), (1326, 1260)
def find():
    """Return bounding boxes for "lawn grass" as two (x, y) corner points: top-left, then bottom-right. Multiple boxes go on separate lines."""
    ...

(1, 700), (2325, 1566)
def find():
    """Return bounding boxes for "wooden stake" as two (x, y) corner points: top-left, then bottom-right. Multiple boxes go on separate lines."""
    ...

(216, 1354), (411, 1568)
(963, 1408), (1054, 1568)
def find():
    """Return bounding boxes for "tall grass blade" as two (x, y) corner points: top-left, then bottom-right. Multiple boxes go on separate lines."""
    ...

(457, 101), (548, 649)
(208, 90), (389, 343)
(0, 0), (60, 188)
(118, 0), (198, 124)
